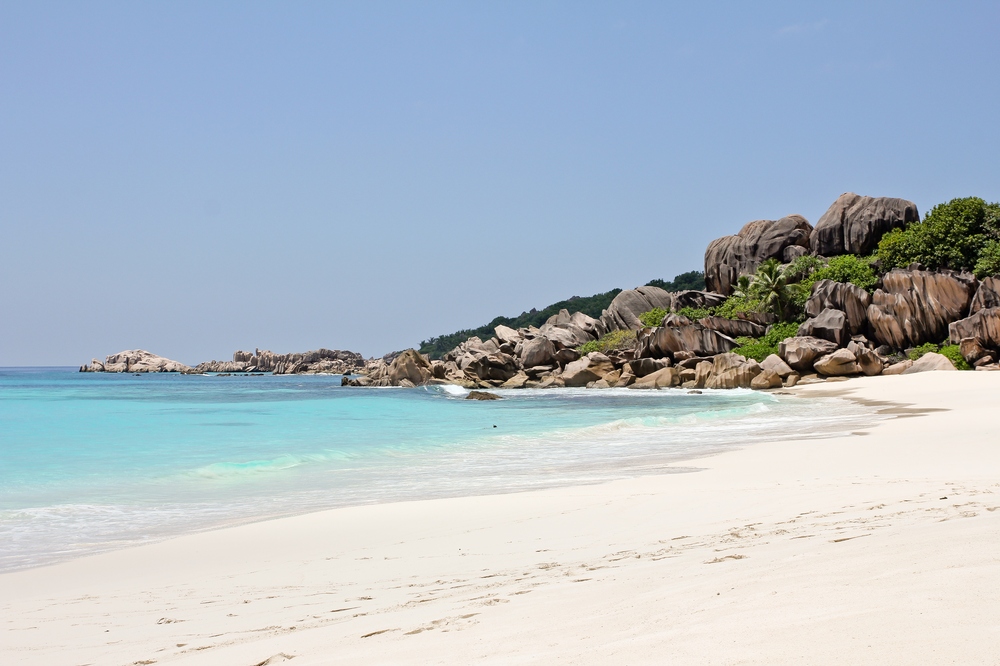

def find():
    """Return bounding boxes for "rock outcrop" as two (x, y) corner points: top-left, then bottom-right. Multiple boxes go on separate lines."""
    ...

(704, 215), (813, 295)
(813, 348), (859, 376)
(193, 348), (366, 375)
(704, 353), (763, 389)
(810, 192), (919, 257)
(969, 277), (1000, 315)
(599, 286), (675, 331)
(639, 325), (738, 358)
(805, 280), (871, 335)
(81, 350), (190, 373)
(867, 270), (976, 348)
(949, 307), (1000, 363)
(797, 308), (851, 347)
(902, 352), (957, 373)
(778, 336), (839, 372)
(698, 316), (766, 339)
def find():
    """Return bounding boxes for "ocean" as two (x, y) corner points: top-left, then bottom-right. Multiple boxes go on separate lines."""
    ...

(0, 367), (878, 572)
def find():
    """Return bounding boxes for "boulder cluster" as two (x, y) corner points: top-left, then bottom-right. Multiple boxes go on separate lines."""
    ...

(84, 191), (1000, 390)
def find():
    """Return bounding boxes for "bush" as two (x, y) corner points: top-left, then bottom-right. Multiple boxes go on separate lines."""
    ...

(676, 306), (712, 320)
(638, 307), (669, 327)
(783, 254), (824, 283)
(577, 329), (636, 355)
(714, 294), (761, 319)
(731, 322), (801, 362)
(907, 342), (940, 360)
(974, 239), (1000, 278)
(938, 344), (971, 370)
(646, 271), (706, 292)
(808, 254), (879, 291)
(875, 196), (1000, 273)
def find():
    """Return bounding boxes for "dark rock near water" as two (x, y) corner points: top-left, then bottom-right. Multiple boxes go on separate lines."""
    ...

(466, 390), (500, 400)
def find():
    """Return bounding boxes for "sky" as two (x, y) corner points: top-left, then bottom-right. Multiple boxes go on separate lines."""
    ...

(2, 1), (999, 366)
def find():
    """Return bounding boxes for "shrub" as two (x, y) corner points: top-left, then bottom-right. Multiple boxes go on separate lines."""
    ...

(974, 239), (1000, 278)
(808, 254), (879, 291)
(938, 344), (971, 370)
(676, 306), (712, 320)
(875, 196), (1000, 273)
(731, 322), (801, 362)
(908, 342), (940, 360)
(783, 254), (824, 283)
(714, 294), (761, 319)
(638, 307), (669, 327)
(577, 329), (636, 355)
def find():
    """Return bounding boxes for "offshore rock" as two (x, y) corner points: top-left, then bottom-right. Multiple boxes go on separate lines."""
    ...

(810, 192), (919, 256)
(867, 270), (975, 349)
(797, 308), (851, 347)
(388, 349), (434, 386)
(778, 336), (839, 372)
(704, 214), (813, 295)
(805, 280), (871, 335)
(81, 349), (191, 373)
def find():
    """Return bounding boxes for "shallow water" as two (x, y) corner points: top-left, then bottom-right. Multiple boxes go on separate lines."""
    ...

(0, 367), (879, 571)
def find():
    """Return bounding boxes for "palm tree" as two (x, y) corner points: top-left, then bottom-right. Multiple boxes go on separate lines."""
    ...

(751, 259), (793, 320)
(732, 274), (753, 300)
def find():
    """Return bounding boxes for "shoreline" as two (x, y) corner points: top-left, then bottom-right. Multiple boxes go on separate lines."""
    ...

(3, 372), (1000, 664)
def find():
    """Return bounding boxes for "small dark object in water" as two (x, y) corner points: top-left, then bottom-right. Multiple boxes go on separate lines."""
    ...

(466, 391), (500, 401)
(688, 390), (703, 394)
(133, 373), (141, 377)
(493, 424), (497, 428)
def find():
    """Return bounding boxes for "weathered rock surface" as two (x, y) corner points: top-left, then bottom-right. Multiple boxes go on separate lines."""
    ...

(388, 349), (434, 385)
(797, 308), (851, 347)
(882, 359), (913, 375)
(902, 352), (957, 373)
(969, 277), (1000, 315)
(813, 348), (859, 376)
(81, 350), (191, 373)
(639, 325), (738, 358)
(949, 307), (1000, 357)
(672, 290), (728, 312)
(466, 390), (500, 400)
(705, 353), (763, 389)
(761, 354), (795, 378)
(704, 215), (813, 295)
(561, 353), (615, 387)
(698, 316), (766, 339)
(518, 337), (558, 368)
(600, 286), (675, 331)
(847, 341), (883, 376)
(628, 357), (672, 377)
(629, 366), (679, 389)
(751, 369), (782, 390)
(867, 270), (975, 349)
(778, 336), (839, 372)
(810, 192), (919, 257)
(805, 280), (871, 335)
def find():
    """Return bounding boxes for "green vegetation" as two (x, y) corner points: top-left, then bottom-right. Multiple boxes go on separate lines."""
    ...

(732, 322), (800, 362)
(418, 288), (622, 359)
(638, 307), (668, 327)
(577, 329), (637, 355)
(676, 306), (712, 320)
(876, 196), (1000, 277)
(809, 254), (879, 291)
(646, 270), (705, 292)
(907, 341), (970, 370)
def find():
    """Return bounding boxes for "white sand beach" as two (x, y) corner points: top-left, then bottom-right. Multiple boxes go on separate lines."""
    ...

(3, 371), (1000, 665)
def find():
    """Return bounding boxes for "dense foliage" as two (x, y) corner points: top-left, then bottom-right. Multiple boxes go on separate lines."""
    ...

(638, 307), (668, 327)
(732, 322), (800, 362)
(418, 289), (622, 359)
(646, 270), (705, 292)
(875, 197), (1000, 277)
(577, 329), (637, 356)
(908, 342), (970, 370)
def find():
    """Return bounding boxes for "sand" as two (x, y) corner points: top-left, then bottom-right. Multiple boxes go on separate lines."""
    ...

(3, 371), (1000, 665)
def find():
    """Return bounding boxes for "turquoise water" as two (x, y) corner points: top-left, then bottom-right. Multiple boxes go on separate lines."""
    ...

(0, 368), (877, 571)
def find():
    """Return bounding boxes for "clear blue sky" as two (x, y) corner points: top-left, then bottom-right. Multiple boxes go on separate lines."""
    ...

(2, 1), (998, 366)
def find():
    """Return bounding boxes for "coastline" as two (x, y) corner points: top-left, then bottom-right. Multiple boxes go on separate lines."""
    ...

(3, 372), (1000, 664)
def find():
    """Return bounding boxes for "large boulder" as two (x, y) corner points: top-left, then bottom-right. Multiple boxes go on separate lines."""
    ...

(705, 353), (763, 389)
(969, 277), (1000, 315)
(805, 279), (871, 335)
(464, 352), (519, 382)
(537, 322), (594, 349)
(949, 307), (1000, 352)
(388, 349), (433, 385)
(867, 270), (976, 349)
(902, 352), (957, 373)
(797, 308), (851, 347)
(672, 290), (728, 311)
(751, 369), (782, 390)
(494, 325), (523, 345)
(518, 337), (557, 368)
(698, 316), (766, 339)
(761, 353), (795, 378)
(561, 353), (616, 387)
(704, 215), (813, 295)
(847, 341), (884, 376)
(640, 325), (738, 358)
(810, 192), (919, 256)
(600, 286), (675, 331)
(813, 348), (859, 376)
(778, 336), (839, 372)
(629, 366), (680, 389)
(84, 350), (191, 373)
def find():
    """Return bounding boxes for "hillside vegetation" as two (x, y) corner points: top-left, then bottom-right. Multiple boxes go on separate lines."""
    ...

(418, 271), (704, 359)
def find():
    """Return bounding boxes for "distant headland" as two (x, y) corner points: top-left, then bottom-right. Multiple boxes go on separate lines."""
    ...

(83, 192), (1000, 390)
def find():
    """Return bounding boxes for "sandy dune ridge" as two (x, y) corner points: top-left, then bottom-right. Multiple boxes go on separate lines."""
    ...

(3, 372), (1000, 664)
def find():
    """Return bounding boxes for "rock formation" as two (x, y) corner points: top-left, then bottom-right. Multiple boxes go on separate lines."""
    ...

(797, 308), (851, 347)
(867, 270), (975, 348)
(805, 280), (871, 335)
(704, 215), (812, 295)
(810, 193), (919, 257)
(599, 287), (675, 331)
(80, 350), (191, 373)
